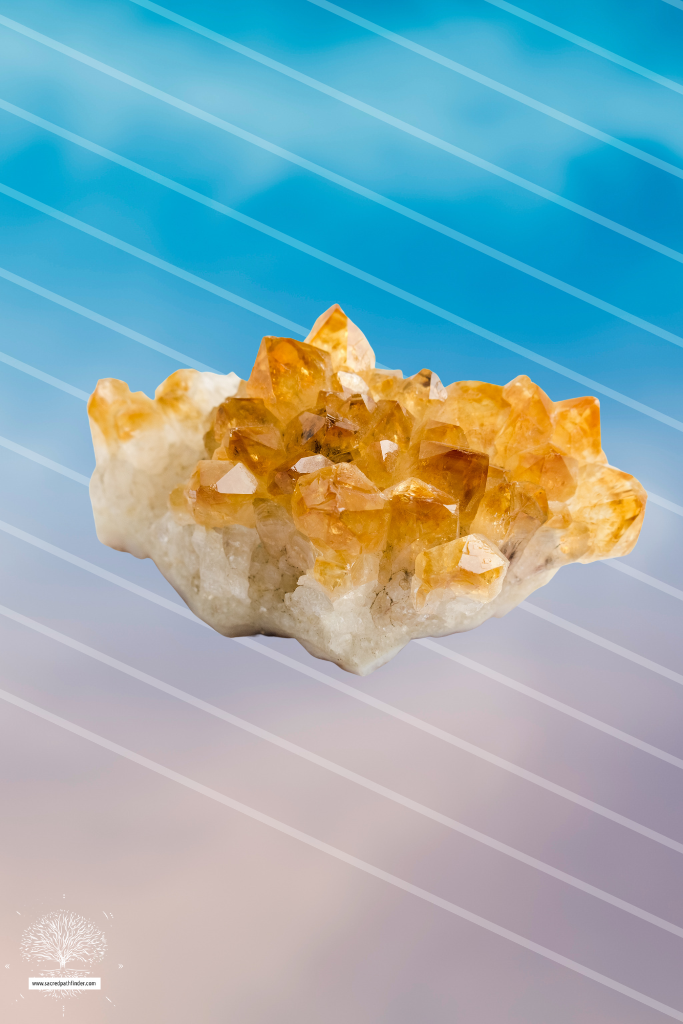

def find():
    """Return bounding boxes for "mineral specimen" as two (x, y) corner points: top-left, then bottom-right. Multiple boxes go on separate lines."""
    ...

(88, 305), (646, 675)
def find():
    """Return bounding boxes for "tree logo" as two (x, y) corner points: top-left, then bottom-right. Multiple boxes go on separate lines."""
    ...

(21, 911), (107, 997)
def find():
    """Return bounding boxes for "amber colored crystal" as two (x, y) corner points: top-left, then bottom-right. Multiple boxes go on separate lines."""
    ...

(246, 336), (332, 421)
(415, 419), (468, 449)
(469, 467), (548, 552)
(292, 464), (389, 571)
(551, 396), (604, 463)
(382, 477), (462, 576)
(207, 398), (285, 478)
(416, 443), (489, 532)
(365, 400), (414, 449)
(398, 368), (448, 421)
(494, 375), (554, 466)
(304, 303), (375, 373)
(413, 535), (507, 608)
(267, 452), (333, 500)
(568, 463), (646, 561)
(283, 409), (328, 453)
(281, 391), (372, 464)
(318, 391), (374, 453)
(362, 367), (404, 402)
(332, 370), (375, 407)
(438, 381), (510, 457)
(354, 440), (414, 491)
(322, 391), (375, 430)
(349, 400), (415, 488)
(185, 459), (259, 529)
(205, 397), (280, 457)
(504, 444), (577, 503)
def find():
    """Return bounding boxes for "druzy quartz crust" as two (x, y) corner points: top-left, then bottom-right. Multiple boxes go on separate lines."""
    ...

(88, 305), (646, 675)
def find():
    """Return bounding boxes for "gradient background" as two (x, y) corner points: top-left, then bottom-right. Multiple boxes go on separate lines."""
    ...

(0, 0), (682, 1020)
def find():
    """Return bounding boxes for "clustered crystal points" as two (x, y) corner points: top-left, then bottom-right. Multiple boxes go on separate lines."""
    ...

(88, 305), (645, 674)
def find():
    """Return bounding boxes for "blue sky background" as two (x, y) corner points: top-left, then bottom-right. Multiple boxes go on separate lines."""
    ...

(0, 1), (682, 1021)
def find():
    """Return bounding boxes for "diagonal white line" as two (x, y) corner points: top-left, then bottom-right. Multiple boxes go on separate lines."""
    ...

(129, 0), (683, 181)
(1, 516), (683, 854)
(648, 492), (683, 517)
(3, 181), (683, 434)
(482, 0), (683, 97)
(3, 436), (682, 773)
(0, 184), (307, 337)
(0, 518), (200, 620)
(0, 265), (218, 371)
(0, 347), (88, 399)
(303, 0), (683, 176)
(5, 102), (683, 372)
(604, 561), (683, 601)
(0, 435), (90, 485)
(1, 14), (681, 267)
(2, 688), (683, 1020)
(2, 600), (682, 939)
(662, 0), (683, 10)
(520, 602), (683, 687)
(416, 639), (683, 771)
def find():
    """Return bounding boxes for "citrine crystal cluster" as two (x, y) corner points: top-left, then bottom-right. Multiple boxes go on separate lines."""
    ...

(88, 305), (645, 674)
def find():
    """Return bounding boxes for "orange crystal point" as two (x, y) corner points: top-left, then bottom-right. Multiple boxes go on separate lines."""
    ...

(551, 395), (604, 463)
(568, 463), (646, 561)
(246, 336), (332, 421)
(304, 303), (375, 373)
(398, 368), (448, 421)
(495, 375), (554, 466)
(413, 534), (508, 608)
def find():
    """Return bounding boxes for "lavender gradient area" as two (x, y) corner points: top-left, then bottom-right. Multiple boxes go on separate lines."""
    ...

(0, 0), (682, 1020)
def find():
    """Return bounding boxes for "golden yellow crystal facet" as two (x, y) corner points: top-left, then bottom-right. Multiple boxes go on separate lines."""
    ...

(304, 303), (375, 373)
(246, 336), (332, 421)
(89, 304), (645, 630)
(413, 534), (508, 608)
(291, 463), (389, 590)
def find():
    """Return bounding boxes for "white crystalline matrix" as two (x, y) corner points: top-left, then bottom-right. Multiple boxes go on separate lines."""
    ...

(88, 305), (645, 675)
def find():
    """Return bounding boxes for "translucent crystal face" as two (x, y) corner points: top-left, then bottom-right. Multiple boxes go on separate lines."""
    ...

(88, 303), (646, 626)
(152, 303), (645, 604)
